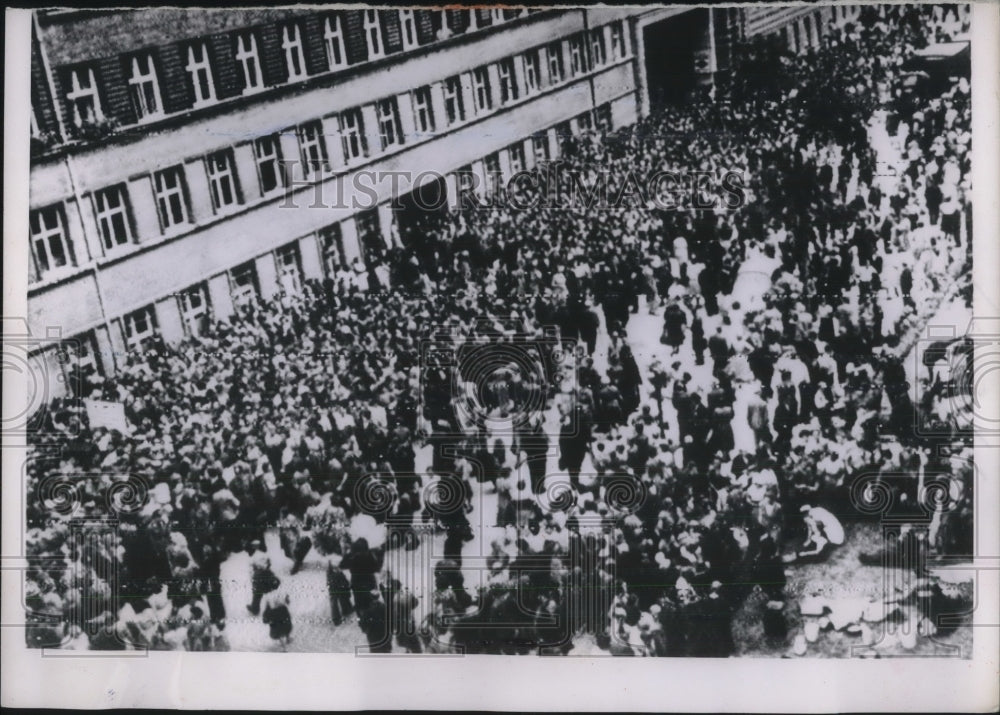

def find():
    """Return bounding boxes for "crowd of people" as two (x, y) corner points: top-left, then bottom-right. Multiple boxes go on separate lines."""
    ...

(26, 4), (972, 655)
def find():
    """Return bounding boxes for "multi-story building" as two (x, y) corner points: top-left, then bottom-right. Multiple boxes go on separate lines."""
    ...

(25, 5), (837, 396)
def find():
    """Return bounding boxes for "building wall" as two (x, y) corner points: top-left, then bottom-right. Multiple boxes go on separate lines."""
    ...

(27, 6), (725, 392)
(742, 4), (858, 54)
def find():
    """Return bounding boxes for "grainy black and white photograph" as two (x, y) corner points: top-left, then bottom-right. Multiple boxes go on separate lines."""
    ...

(3, 2), (999, 711)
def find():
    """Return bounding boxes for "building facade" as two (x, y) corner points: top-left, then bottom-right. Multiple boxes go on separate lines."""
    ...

(25, 5), (837, 395)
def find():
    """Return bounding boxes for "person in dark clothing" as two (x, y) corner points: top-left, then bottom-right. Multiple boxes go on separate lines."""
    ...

(708, 327), (731, 376)
(661, 303), (688, 352)
(773, 371), (799, 457)
(900, 266), (914, 309)
(519, 417), (551, 494)
(672, 375), (694, 442)
(691, 313), (707, 366)
(261, 579), (292, 650)
(198, 541), (227, 628)
(559, 411), (590, 488)
(688, 582), (735, 657)
(616, 343), (643, 417)
(247, 544), (280, 617)
(341, 538), (382, 615)
(925, 180), (942, 225)
(359, 590), (392, 653)
(595, 377), (625, 433)
(684, 393), (713, 471)
(706, 381), (736, 457)
(698, 268), (720, 316)
(326, 562), (353, 626)
(577, 304), (600, 356)
(435, 558), (474, 611)
(384, 578), (422, 653)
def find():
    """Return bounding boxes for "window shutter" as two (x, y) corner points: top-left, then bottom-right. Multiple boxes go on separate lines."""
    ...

(258, 24), (289, 86)
(415, 10), (436, 44)
(301, 15), (328, 75)
(52, 73), (72, 134)
(475, 9), (493, 27)
(446, 10), (469, 34)
(380, 10), (402, 54)
(209, 32), (242, 99)
(158, 44), (193, 112)
(343, 11), (369, 64)
(30, 39), (59, 135)
(97, 56), (134, 126)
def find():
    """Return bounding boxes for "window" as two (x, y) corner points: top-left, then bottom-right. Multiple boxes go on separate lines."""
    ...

(230, 262), (258, 309)
(30, 206), (74, 278)
(185, 42), (215, 106)
(206, 150), (240, 211)
(153, 166), (189, 230)
(324, 14), (347, 69)
(443, 75), (465, 125)
(363, 10), (384, 59)
(569, 35), (588, 75)
(491, 9), (506, 25)
(523, 50), (540, 94)
(94, 185), (132, 250)
(298, 121), (328, 177)
(63, 332), (100, 380)
(339, 108), (366, 161)
(178, 284), (209, 337)
(508, 142), (525, 174)
(455, 163), (476, 198)
(412, 86), (435, 135)
(254, 135), (284, 194)
(234, 30), (264, 92)
(124, 307), (158, 351)
(320, 224), (346, 275)
(556, 119), (574, 151)
(576, 110), (593, 133)
(484, 152), (502, 194)
(65, 66), (102, 126)
(532, 132), (550, 164)
(546, 42), (564, 84)
(590, 28), (607, 67)
(376, 98), (403, 150)
(498, 59), (518, 104)
(610, 21), (627, 59)
(356, 208), (383, 263)
(399, 10), (418, 50)
(126, 53), (163, 121)
(596, 103), (613, 133)
(472, 67), (492, 113)
(467, 9), (480, 32)
(276, 244), (302, 295)
(282, 23), (307, 81)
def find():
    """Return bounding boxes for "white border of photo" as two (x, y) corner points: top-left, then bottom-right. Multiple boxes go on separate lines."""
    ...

(2, 3), (997, 711)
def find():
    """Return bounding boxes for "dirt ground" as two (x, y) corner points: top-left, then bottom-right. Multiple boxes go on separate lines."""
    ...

(733, 520), (973, 658)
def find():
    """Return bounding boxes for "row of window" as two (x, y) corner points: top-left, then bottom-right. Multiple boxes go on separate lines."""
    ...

(778, 6), (857, 55)
(54, 8), (543, 132)
(62, 219), (353, 371)
(784, 12), (824, 53)
(476, 104), (614, 193)
(29, 145), (235, 277)
(30, 23), (631, 281)
(121, 217), (359, 352)
(55, 106), (619, 382)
